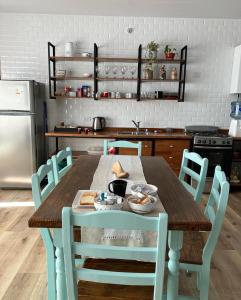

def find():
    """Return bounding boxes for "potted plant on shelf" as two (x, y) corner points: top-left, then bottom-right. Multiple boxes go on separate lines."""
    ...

(146, 41), (159, 60)
(164, 45), (176, 60)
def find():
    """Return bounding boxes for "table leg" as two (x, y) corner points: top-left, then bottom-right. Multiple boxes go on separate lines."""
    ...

(167, 230), (183, 300)
(56, 137), (59, 153)
(53, 229), (67, 300)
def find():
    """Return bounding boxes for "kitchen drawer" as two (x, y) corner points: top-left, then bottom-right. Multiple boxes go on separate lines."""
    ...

(155, 139), (191, 173)
(155, 139), (190, 156)
(118, 140), (152, 156)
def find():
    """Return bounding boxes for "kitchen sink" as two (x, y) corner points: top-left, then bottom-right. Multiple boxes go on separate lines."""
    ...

(118, 130), (150, 135)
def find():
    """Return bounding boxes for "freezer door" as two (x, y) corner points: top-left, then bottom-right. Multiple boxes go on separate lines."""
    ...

(0, 114), (36, 188)
(0, 80), (34, 112)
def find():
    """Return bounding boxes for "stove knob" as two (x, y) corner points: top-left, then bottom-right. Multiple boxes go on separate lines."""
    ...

(222, 141), (225, 144)
(227, 140), (230, 144)
(213, 140), (216, 144)
(209, 140), (211, 144)
(203, 140), (206, 144)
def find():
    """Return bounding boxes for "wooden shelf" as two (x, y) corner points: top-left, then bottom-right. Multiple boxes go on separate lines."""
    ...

(48, 43), (187, 101)
(50, 56), (93, 62)
(98, 57), (138, 63)
(97, 77), (137, 81)
(51, 76), (93, 81)
(55, 95), (93, 99)
(141, 95), (179, 101)
(49, 56), (185, 64)
(141, 79), (183, 83)
(97, 97), (137, 100)
(142, 58), (185, 64)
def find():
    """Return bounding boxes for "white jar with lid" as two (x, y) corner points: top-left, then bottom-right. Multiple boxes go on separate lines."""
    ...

(65, 42), (74, 57)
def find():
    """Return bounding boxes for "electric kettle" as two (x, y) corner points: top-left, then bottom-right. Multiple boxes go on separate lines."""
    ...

(92, 117), (106, 131)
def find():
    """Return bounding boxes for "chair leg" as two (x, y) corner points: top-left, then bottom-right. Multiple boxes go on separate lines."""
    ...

(199, 267), (210, 300)
(197, 271), (200, 291)
(47, 250), (57, 300)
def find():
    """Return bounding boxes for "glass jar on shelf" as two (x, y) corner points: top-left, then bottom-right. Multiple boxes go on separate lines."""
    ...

(143, 64), (153, 80)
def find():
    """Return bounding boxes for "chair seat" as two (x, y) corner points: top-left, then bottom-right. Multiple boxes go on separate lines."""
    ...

(77, 259), (155, 299)
(180, 231), (206, 265)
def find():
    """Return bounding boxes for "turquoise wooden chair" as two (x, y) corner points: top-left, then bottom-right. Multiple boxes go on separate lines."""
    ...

(62, 209), (168, 300)
(179, 149), (208, 203)
(52, 146), (73, 185)
(179, 165), (230, 300)
(32, 160), (56, 300)
(103, 140), (142, 157)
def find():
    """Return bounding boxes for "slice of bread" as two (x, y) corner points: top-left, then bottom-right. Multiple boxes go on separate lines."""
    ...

(80, 192), (98, 205)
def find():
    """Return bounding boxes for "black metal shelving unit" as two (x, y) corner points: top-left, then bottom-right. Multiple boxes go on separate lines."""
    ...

(48, 42), (187, 102)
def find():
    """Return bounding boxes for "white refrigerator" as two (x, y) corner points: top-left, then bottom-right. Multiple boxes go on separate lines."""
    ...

(0, 80), (46, 188)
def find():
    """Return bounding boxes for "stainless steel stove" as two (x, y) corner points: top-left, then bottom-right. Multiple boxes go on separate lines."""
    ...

(185, 125), (233, 191)
(193, 133), (233, 147)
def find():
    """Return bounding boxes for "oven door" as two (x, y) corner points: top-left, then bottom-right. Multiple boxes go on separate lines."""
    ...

(193, 145), (233, 178)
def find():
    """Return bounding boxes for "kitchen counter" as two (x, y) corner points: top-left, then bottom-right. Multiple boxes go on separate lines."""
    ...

(45, 127), (193, 140)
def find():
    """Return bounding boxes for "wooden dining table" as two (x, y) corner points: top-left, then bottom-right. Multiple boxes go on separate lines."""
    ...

(28, 155), (211, 300)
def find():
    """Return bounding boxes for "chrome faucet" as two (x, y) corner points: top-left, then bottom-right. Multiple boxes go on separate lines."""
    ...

(132, 120), (141, 134)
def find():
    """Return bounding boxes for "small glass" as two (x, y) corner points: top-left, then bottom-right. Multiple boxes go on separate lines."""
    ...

(130, 66), (136, 79)
(121, 66), (127, 78)
(104, 65), (110, 77)
(112, 65), (118, 78)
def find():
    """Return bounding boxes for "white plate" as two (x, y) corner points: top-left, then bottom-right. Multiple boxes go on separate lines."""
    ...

(127, 195), (158, 214)
(72, 190), (100, 210)
(130, 183), (158, 196)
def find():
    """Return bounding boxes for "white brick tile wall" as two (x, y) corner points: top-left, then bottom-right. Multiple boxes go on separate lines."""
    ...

(0, 13), (241, 151)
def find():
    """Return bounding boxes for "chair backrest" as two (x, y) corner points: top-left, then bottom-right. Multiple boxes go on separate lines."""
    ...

(103, 140), (142, 157)
(52, 146), (73, 184)
(179, 149), (208, 203)
(31, 160), (56, 254)
(202, 165), (229, 264)
(32, 159), (55, 209)
(62, 209), (168, 300)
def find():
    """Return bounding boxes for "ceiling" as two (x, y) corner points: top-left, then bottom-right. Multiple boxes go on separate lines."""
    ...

(1, 0), (241, 19)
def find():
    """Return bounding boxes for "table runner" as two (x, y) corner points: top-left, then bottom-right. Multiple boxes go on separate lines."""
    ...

(90, 155), (147, 193)
(81, 155), (160, 247)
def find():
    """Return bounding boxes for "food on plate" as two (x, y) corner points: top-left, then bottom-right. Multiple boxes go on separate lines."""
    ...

(131, 195), (151, 205)
(79, 191), (98, 205)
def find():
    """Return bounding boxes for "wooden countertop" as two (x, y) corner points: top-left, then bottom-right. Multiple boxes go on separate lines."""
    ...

(45, 127), (193, 140)
(45, 127), (241, 141)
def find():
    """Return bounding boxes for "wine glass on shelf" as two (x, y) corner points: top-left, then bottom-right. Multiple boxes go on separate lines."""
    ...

(130, 66), (137, 79)
(121, 66), (127, 79)
(112, 65), (118, 78)
(96, 65), (102, 78)
(104, 65), (110, 78)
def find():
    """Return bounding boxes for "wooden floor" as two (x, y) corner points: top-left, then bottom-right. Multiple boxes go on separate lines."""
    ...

(0, 189), (241, 300)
